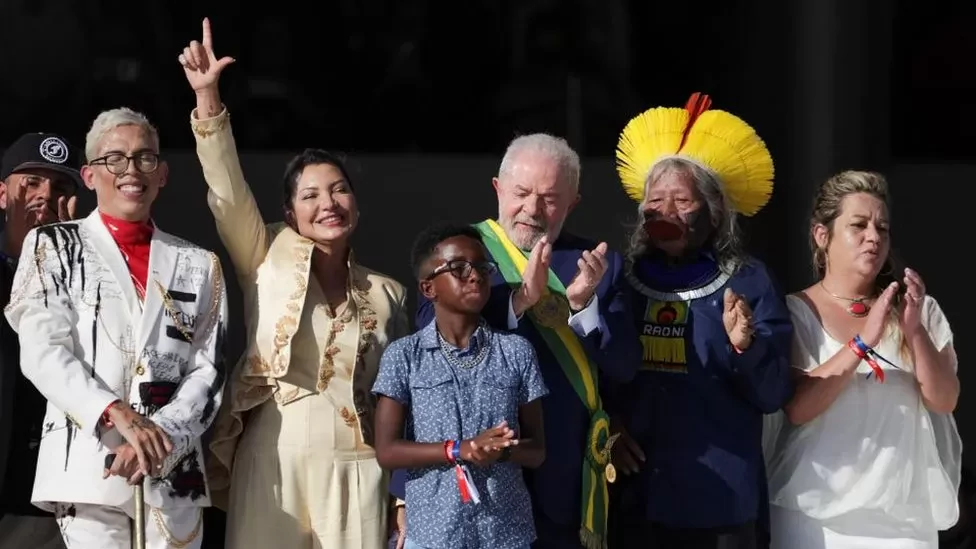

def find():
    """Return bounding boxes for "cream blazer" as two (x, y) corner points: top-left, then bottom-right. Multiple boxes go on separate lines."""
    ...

(190, 108), (408, 508)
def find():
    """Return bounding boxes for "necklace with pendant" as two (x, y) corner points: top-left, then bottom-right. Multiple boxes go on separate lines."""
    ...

(820, 282), (871, 317)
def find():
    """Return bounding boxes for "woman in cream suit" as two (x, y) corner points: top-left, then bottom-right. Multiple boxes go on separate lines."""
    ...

(178, 20), (408, 549)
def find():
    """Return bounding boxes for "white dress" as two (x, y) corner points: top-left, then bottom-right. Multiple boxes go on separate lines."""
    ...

(763, 295), (962, 549)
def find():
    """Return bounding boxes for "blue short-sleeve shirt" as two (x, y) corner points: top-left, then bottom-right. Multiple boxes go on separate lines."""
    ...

(372, 320), (548, 549)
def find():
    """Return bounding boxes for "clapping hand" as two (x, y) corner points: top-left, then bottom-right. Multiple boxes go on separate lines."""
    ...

(55, 195), (78, 223)
(898, 268), (925, 337)
(513, 237), (552, 316)
(565, 242), (609, 311)
(859, 282), (899, 347)
(461, 420), (518, 467)
(723, 288), (755, 351)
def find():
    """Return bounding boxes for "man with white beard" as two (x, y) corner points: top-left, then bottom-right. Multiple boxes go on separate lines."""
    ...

(392, 134), (640, 549)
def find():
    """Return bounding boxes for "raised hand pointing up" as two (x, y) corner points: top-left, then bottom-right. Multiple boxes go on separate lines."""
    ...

(178, 17), (235, 92)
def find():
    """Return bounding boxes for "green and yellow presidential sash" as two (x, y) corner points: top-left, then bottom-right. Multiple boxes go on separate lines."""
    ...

(474, 219), (615, 549)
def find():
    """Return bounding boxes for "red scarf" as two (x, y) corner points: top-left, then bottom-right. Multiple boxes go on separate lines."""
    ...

(99, 212), (154, 298)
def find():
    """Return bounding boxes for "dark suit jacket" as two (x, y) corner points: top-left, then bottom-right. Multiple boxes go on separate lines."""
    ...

(0, 253), (50, 517)
(391, 231), (641, 527)
(0, 258), (11, 512)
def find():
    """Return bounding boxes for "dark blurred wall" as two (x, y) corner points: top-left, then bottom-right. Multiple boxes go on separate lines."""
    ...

(0, 0), (972, 469)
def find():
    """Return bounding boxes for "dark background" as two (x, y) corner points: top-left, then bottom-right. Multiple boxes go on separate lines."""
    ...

(1, 0), (973, 524)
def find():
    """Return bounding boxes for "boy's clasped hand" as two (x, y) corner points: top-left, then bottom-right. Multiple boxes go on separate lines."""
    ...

(460, 420), (518, 466)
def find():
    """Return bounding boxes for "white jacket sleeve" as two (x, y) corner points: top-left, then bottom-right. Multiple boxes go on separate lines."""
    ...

(4, 227), (118, 436)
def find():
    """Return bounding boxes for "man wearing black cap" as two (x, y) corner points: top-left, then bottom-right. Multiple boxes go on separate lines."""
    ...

(0, 132), (81, 259)
(0, 132), (81, 548)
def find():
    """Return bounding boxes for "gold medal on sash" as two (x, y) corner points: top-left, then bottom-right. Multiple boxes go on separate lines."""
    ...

(530, 293), (571, 329)
(602, 432), (621, 484)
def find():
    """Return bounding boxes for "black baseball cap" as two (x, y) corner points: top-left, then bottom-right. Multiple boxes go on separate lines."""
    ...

(1, 133), (83, 186)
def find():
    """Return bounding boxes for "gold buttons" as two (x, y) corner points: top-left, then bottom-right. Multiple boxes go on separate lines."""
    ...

(135, 364), (146, 376)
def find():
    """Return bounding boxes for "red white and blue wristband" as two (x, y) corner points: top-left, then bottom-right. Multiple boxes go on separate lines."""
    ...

(444, 439), (480, 504)
(847, 334), (899, 383)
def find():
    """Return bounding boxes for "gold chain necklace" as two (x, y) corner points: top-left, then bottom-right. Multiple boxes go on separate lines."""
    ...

(152, 252), (224, 344)
(820, 282), (872, 318)
(101, 253), (223, 406)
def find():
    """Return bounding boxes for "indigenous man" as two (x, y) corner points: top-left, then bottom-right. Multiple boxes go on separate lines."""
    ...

(607, 93), (794, 549)
(0, 131), (82, 548)
(395, 133), (641, 549)
(4, 107), (228, 549)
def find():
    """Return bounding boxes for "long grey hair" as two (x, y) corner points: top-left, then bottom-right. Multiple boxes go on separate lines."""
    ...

(626, 157), (745, 273)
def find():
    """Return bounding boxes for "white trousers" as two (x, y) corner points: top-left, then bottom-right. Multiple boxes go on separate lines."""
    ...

(0, 513), (66, 549)
(53, 502), (203, 549)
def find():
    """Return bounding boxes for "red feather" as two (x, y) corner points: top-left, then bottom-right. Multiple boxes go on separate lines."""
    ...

(679, 92), (712, 150)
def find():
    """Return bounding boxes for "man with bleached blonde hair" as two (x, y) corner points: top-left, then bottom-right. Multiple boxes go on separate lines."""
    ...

(5, 107), (228, 548)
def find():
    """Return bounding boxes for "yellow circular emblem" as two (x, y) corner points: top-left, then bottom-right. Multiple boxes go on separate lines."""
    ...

(530, 293), (570, 329)
(588, 415), (611, 467)
(586, 411), (622, 479)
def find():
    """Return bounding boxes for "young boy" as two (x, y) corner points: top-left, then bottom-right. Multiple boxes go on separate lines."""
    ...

(373, 223), (547, 549)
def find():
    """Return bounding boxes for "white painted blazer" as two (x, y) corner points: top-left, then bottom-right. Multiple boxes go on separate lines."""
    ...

(4, 211), (228, 511)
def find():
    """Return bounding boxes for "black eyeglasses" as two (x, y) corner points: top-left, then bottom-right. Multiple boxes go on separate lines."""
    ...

(426, 260), (498, 281)
(89, 152), (160, 175)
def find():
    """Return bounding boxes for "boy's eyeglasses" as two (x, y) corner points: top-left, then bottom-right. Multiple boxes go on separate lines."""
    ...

(426, 260), (498, 281)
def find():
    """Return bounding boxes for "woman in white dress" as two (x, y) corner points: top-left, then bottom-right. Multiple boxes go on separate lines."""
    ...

(764, 170), (961, 549)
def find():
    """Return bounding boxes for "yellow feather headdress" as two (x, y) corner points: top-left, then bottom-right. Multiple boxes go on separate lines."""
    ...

(615, 93), (774, 216)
